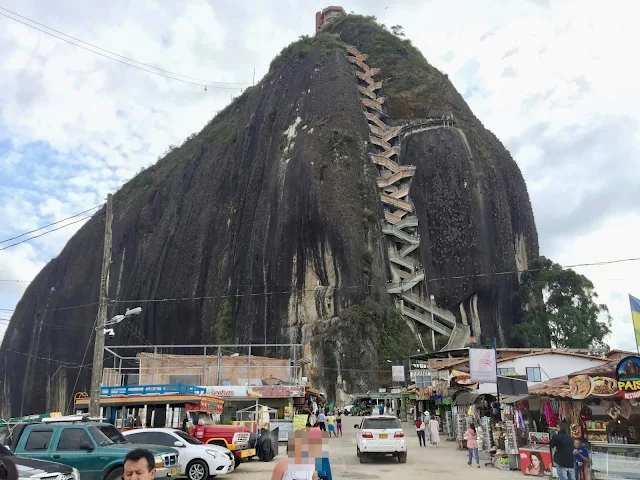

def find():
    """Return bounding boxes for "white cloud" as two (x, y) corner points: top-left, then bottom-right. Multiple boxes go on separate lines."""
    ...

(1, 0), (639, 351)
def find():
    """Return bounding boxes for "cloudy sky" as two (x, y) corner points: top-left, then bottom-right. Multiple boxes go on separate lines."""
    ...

(1, 0), (639, 350)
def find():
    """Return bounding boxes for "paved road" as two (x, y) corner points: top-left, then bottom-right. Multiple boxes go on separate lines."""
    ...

(232, 416), (520, 479)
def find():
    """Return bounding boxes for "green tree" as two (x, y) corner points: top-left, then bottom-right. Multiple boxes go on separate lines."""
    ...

(214, 300), (233, 344)
(391, 25), (405, 37)
(513, 256), (611, 349)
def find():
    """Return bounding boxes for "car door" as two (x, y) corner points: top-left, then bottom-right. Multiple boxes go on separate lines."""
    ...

(19, 427), (54, 461)
(51, 427), (99, 480)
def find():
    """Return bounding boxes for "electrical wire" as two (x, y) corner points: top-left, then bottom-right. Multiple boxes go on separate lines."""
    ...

(0, 10), (248, 90)
(0, 6), (249, 86)
(0, 256), (638, 314)
(0, 347), (93, 368)
(0, 213), (102, 251)
(0, 204), (103, 244)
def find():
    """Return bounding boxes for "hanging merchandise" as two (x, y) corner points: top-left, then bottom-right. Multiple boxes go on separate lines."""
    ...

(579, 404), (592, 421)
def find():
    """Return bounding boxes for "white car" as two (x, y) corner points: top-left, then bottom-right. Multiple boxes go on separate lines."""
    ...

(123, 428), (234, 480)
(355, 415), (406, 463)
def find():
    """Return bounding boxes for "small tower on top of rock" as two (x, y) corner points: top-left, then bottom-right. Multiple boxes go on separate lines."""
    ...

(315, 6), (345, 34)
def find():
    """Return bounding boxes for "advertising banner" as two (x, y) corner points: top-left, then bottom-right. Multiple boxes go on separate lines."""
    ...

(568, 371), (618, 400)
(391, 365), (405, 382)
(469, 349), (497, 383)
(247, 386), (306, 398)
(616, 356), (640, 400)
(200, 386), (248, 397)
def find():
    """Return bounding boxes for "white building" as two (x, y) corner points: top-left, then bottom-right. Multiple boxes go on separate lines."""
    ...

(477, 351), (609, 394)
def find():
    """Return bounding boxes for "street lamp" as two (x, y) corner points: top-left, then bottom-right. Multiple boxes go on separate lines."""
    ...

(105, 307), (142, 328)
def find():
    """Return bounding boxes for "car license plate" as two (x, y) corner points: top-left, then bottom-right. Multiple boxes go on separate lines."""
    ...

(379, 434), (387, 439)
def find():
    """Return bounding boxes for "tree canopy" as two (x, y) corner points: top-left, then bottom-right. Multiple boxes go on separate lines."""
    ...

(513, 256), (611, 349)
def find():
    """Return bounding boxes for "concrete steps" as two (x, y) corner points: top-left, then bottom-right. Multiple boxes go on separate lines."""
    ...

(401, 293), (457, 326)
(382, 224), (419, 244)
(387, 269), (425, 294)
(380, 194), (412, 212)
(388, 248), (415, 270)
(400, 302), (453, 336)
(443, 324), (471, 350)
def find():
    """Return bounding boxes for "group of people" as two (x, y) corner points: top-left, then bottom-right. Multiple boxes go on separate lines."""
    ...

(414, 412), (441, 448)
(316, 410), (343, 437)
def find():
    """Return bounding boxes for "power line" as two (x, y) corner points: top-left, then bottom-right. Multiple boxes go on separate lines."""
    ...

(0, 6), (249, 86)
(0, 213), (101, 251)
(0, 204), (103, 244)
(0, 9), (248, 90)
(0, 347), (93, 368)
(1, 256), (639, 313)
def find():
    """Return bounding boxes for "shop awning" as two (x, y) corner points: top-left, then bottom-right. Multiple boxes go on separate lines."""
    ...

(501, 394), (530, 404)
(454, 392), (482, 405)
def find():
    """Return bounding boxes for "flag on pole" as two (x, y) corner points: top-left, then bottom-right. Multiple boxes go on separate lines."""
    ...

(629, 294), (640, 348)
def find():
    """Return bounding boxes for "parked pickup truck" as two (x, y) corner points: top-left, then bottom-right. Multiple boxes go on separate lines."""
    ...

(3, 419), (181, 480)
(0, 444), (79, 480)
(190, 423), (255, 467)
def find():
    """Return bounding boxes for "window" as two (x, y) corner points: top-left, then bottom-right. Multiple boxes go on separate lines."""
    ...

(56, 428), (92, 451)
(362, 418), (402, 430)
(527, 367), (542, 382)
(415, 374), (432, 388)
(90, 425), (129, 445)
(498, 367), (516, 375)
(24, 429), (53, 451)
(127, 432), (174, 447)
(173, 430), (202, 445)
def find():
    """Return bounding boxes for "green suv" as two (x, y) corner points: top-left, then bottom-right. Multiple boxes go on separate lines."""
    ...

(8, 421), (180, 480)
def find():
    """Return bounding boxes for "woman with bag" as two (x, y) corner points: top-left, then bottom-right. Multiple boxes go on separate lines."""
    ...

(464, 423), (480, 468)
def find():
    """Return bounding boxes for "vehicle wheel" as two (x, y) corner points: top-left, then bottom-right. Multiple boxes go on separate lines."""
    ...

(104, 467), (124, 480)
(398, 452), (407, 463)
(359, 452), (368, 464)
(187, 460), (209, 480)
(234, 456), (242, 469)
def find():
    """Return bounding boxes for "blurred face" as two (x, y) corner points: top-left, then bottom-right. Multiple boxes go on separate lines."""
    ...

(531, 455), (540, 468)
(124, 458), (155, 480)
(574, 439), (581, 449)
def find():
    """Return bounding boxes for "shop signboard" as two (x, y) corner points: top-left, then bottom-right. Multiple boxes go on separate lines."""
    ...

(247, 385), (306, 398)
(519, 447), (552, 476)
(200, 386), (248, 397)
(568, 371), (618, 400)
(185, 399), (223, 414)
(391, 365), (405, 382)
(616, 356), (640, 400)
(469, 348), (497, 383)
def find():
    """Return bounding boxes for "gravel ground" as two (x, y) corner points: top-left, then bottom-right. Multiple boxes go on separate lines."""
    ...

(230, 416), (523, 479)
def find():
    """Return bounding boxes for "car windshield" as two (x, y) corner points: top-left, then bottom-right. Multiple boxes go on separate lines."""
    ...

(173, 431), (202, 445)
(90, 425), (129, 446)
(362, 418), (402, 430)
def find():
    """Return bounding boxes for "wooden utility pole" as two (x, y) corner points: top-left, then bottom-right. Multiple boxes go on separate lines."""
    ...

(89, 193), (113, 417)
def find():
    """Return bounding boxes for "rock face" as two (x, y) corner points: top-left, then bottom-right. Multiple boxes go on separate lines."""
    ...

(0, 17), (538, 416)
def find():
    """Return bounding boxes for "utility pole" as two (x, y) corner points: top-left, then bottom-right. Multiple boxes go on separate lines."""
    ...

(89, 193), (113, 417)
(430, 294), (436, 351)
(252, 68), (255, 86)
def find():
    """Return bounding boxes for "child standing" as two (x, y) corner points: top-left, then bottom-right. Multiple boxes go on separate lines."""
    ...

(573, 438), (589, 480)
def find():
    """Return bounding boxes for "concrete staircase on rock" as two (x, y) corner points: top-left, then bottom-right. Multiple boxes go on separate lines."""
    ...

(346, 45), (470, 351)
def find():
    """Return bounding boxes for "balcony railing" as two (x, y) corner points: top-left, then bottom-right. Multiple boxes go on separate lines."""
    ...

(100, 383), (206, 397)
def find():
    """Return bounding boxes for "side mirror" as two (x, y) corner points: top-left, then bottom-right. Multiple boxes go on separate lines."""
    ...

(79, 442), (94, 451)
(354, 424), (359, 429)
(173, 441), (185, 448)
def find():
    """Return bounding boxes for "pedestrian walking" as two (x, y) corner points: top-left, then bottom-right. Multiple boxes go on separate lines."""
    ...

(429, 417), (440, 448)
(464, 423), (480, 468)
(317, 411), (327, 433)
(326, 412), (337, 437)
(335, 412), (343, 437)
(415, 416), (426, 447)
(550, 424), (577, 480)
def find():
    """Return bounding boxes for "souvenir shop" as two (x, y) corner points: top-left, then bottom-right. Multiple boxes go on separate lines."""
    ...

(451, 392), (498, 451)
(507, 357), (640, 479)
